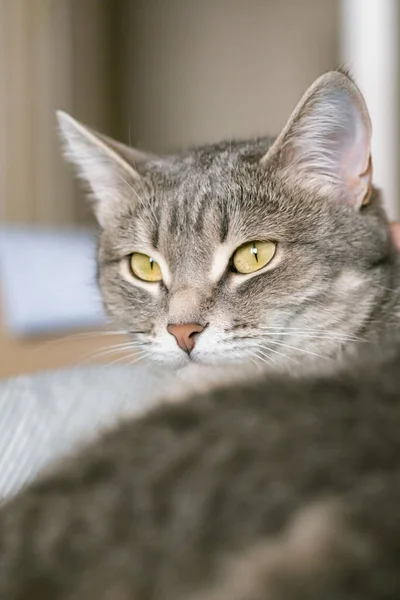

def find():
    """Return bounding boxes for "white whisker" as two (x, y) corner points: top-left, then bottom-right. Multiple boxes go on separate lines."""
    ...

(256, 344), (300, 365)
(257, 332), (364, 343)
(261, 339), (332, 361)
(108, 351), (146, 366)
(253, 351), (274, 368)
(73, 341), (148, 366)
(83, 343), (147, 361)
(128, 351), (153, 366)
(33, 329), (129, 352)
(256, 328), (366, 343)
(255, 348), (280, 367)
(258, 326), (361, 334)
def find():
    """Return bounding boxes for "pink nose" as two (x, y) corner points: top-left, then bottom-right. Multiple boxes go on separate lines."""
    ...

(167, 323), (205, 353)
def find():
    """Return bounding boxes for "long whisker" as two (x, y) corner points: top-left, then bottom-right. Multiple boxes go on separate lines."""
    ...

(128, 353), (152, 366)
(256, 344), (300, 365)
(255, 328), (366, 343)
(255, 348), (280, 367)
(256, 333), (364, 343)
(260, 339), (332, 361)
(258, 326), (364, 335)
(248, 357), (259, 368)
(83, 343), (148, 362)
(108, 350), (151, 366)
(253, 351), (274, 368)
(32, 329), (129, 352)
(72, 338), (151, 366)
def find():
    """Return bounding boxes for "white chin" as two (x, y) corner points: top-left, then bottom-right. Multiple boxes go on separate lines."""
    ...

(149, 353), (191, 370)
(149, 351), (247, 370)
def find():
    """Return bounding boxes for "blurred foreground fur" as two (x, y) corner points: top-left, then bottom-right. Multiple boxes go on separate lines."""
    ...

(1, 339), (400, 599)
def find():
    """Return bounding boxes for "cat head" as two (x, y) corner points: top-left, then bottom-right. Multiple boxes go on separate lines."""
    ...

(57, 71), (392, 370)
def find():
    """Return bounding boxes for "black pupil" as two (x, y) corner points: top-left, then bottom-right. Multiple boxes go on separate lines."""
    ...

(252, 244), (258, 263)
(149, 258), (154, 271)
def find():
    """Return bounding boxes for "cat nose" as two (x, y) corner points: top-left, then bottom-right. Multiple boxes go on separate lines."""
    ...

(167, 323), (205, 354)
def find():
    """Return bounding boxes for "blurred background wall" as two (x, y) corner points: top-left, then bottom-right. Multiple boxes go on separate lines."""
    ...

(0, 0), (119, 225)
(121, 0), (338, 150)
(0, 0), (339, 226)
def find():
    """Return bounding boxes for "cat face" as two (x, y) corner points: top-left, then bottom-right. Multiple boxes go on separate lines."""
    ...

(58, 71), (392, 370)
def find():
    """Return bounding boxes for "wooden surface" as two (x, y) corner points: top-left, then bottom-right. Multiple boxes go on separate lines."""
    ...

(0, 320), (131, 379)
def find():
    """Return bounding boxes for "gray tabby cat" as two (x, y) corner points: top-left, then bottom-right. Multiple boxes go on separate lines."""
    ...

(1, 70), (400, 599)
(58, 71), (399, 374)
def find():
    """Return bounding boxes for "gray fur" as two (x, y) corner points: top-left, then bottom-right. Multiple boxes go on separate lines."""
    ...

(97, 144), (398, 370)
(1, 70), (400, 599)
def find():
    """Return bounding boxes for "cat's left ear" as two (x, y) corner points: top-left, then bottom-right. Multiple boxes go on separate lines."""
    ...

(263, 71), (372, 208)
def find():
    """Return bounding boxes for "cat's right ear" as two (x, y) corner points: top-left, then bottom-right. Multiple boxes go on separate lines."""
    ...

(57, 111), (148, 228)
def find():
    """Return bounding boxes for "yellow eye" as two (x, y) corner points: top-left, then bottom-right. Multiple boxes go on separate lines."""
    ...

(130, 253), (162, 282)
(232, 241), (276, 274)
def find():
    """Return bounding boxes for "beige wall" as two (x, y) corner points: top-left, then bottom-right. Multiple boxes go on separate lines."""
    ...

(0, 0), (339, 225)
(123, 0), (339, 151)
(0, 0), (117, 225)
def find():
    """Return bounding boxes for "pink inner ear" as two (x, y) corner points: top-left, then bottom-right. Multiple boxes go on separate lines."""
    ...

(340, 115), (372, 206)
(354, 155), (373, 206)
(265, 73), (373, 208)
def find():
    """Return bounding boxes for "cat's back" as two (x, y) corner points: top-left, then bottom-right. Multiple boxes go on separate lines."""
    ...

(1, 346), (400, 599)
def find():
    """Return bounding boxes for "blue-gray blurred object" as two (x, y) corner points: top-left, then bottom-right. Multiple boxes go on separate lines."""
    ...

(0, 227), (106, 336)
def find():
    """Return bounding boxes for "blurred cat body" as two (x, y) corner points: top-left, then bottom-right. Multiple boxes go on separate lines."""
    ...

(1, 343), (400, 600)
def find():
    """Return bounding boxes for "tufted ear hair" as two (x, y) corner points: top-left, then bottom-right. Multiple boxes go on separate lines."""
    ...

(57, 111), (151, 227)
(263, 71), (373, 208)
